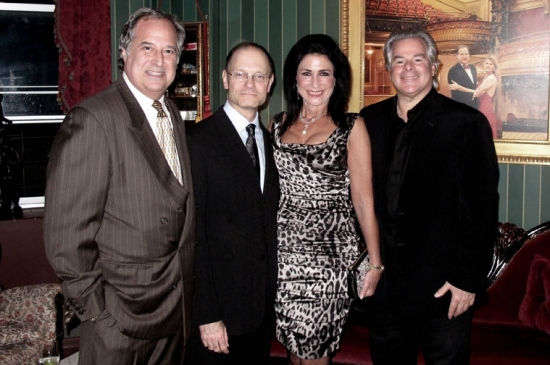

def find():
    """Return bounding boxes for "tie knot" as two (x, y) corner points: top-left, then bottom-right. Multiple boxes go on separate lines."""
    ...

(152, 100), (166, 118)
(246, 123), (256, 136)
(463, 64), (470, 69)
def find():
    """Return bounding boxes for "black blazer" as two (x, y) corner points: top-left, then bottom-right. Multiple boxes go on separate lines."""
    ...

(187, 107), (279, 335)
(360, 89), (499, 317)
(447, 62), (478, 109)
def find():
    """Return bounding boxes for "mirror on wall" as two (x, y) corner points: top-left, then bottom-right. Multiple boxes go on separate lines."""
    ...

(363, 42), (393, 107)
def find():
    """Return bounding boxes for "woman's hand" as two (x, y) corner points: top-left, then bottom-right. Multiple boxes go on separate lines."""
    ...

(358, 268), (382, 299)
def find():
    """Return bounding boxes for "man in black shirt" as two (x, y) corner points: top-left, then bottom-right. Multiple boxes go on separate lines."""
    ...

(360, 28), (499, 365)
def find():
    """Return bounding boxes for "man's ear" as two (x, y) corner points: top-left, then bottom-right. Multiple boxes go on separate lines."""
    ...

(121, 48), (127, 64)
(222, 70), (229, 90)
(266, 74), (274, 93)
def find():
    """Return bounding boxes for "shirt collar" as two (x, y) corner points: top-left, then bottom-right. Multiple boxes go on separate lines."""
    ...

(123, 72), (167, 114)
(394, 88), (437, 124)
(223, 101), (260, 132)
(408, 88), (436, 117)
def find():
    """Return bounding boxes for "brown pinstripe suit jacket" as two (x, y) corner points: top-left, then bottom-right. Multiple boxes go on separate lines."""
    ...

(44, 78), (195, 340)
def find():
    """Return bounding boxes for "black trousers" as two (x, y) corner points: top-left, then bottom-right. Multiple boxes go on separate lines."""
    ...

(369, 301), (473, 365)
(184, 312), (273, 365)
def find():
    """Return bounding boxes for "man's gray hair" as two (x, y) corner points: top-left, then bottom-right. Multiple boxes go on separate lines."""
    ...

(117, 7), (186, 72)
(383, 28), (441, 89)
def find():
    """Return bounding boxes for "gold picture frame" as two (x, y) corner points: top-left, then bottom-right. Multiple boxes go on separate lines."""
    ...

(340, 0), (550, 164)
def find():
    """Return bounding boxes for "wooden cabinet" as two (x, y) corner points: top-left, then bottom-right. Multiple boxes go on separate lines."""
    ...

(168, 21), (211, 125)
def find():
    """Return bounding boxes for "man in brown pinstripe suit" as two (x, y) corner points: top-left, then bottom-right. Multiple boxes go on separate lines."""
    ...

(44, 8), (195, 365)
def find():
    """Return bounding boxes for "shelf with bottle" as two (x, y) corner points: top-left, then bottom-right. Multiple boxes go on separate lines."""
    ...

(168, 21), (210, 122)
(180, 63), (198, 75)
(173, 82), (198, 99)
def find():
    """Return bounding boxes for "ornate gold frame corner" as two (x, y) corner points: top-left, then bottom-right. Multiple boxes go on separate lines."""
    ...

(341, 0), (365, 114)
(340, 1), (550, 165)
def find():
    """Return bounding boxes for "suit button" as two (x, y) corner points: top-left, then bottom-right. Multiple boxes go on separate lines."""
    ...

(160, 217), (168, 225)
(195, 241), (199, 246)
(259, 254), (266, 260)
(171, 284), (177, 290)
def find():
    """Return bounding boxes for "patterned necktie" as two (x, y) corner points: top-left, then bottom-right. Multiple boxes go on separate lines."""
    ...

(245, 124), (260, 178)
(152, 100), (183, 184)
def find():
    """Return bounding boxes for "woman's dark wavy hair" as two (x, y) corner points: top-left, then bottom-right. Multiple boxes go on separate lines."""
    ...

(281, 34), (351, 135)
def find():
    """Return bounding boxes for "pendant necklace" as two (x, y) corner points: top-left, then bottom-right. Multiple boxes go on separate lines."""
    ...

(299, 110), (327, 135)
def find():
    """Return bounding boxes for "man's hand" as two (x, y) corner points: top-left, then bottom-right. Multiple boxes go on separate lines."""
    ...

(434, 281), (475, 319)
(199, 321), (229, 354)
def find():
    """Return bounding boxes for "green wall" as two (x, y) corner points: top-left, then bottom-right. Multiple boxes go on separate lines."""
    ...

(110, 0), (550, 231)
(499, 164), (550, 229)
(111, 0), (339, 124)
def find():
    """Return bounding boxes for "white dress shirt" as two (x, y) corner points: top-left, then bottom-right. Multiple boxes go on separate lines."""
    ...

(223, 101), (266, 191)
(463, 64), (474, 84)
(123, 73), (173, 137)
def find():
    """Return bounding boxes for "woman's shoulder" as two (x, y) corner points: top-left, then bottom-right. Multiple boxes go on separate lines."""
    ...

(344, 112), (359, 128)
(487, 73), (497, 83)
(270, 111), (286, 127)
(332, 113), (359, 137)
(268, 111), (286, 135)
(345, 112), (359, 120)
(273, 111), (285, 122)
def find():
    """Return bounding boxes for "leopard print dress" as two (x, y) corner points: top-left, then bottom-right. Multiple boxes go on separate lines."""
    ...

(272, 112), (360, 359)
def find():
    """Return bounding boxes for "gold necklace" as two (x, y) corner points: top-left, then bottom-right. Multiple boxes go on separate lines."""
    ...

(299, 110), (327, 135)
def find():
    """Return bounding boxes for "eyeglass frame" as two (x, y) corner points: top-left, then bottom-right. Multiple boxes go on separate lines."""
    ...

(225, 70), (272, 83)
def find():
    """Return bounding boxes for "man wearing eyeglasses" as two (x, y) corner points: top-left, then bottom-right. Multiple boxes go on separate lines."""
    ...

(184, 42), (279, 365)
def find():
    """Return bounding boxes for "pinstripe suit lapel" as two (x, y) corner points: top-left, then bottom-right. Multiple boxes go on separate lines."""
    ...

(115, 80), (189, 206)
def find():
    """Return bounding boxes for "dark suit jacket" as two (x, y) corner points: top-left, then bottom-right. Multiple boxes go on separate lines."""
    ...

(360, 89), (499, 317)
(448, 62), (478, 109)
(44, 78), (196, 340)
(187, 107), (279, 336)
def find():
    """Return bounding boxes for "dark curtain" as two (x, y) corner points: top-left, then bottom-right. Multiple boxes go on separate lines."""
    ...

(55, 0), (112, 111)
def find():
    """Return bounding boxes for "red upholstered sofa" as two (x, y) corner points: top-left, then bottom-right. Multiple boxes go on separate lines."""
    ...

(270, 221), (550, 364)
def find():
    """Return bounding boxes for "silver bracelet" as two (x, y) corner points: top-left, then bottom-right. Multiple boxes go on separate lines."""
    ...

(367, 262), (385, 271)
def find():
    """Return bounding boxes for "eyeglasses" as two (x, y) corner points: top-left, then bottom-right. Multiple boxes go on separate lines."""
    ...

(226, 71), (271, 83)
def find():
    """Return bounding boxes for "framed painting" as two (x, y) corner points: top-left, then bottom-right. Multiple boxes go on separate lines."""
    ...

(341, 0), (550, 164)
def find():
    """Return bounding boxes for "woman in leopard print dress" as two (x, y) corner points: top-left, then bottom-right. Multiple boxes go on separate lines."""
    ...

(271, 34), (383, 365)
